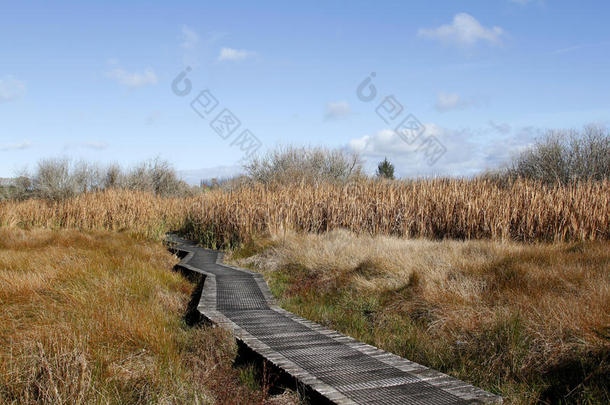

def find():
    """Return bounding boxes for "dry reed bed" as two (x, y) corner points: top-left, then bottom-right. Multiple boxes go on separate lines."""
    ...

(184, 179), (609, 245)
(0, 190), (193, 239)
(0, 179), (607, 244)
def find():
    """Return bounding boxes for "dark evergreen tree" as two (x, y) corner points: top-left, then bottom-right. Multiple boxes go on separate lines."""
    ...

(376, 157), (395, 179)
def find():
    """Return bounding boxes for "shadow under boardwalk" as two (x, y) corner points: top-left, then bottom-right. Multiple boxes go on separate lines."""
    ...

(167, 235), (502, 405)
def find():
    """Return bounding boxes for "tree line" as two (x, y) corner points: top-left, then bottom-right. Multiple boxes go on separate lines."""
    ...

(1, 125), (607, 201)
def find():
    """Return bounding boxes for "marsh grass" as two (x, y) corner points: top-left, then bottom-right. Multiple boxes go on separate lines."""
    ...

(0, 179), (608, 403)
(229, 230), (610, 404)
(0, 228), (275, 404)
(1, 178), (608, 246)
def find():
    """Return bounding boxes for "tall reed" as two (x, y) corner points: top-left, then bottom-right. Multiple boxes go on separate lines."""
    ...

(183, 179), (609, 246)
(1, 179), (607, 245)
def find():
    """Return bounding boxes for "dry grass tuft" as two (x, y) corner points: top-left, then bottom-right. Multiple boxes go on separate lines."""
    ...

(230, 229), (610, 404)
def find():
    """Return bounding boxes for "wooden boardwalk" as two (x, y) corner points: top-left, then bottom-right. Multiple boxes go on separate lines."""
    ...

(168, 236), (502, 405)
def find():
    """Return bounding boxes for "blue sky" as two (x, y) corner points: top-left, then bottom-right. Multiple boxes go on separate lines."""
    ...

(1, 0), (609, 180)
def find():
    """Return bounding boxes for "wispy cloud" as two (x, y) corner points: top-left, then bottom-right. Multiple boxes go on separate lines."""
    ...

(64, 141), (108, 151)
(181, 25), (199, 49)
(179, 26), (225, 67)
(418, 13), (505, 47)
(552, 41), (610, 55)
(0, 141), (32, 151)
(434, 92), (472, 112)
(218, 47), (256, 62)
(489, 120), (511, 134)
(324, 101), (351, 120)
(0, 76), (26, 102)
(105, 67), (158, 88)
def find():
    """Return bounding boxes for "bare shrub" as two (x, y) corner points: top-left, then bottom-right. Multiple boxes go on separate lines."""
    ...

(103, 163), (124, 189)
(508, 125), (609, 184)
(116, 158), (192, 197)
(244, 145), (363, 184)
(71, 161), (104, 194)
(11, 158), (193, 200)
(33, 158), (75, 200)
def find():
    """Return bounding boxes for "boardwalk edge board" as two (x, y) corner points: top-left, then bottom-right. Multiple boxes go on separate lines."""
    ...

(167, 235), (502, 405)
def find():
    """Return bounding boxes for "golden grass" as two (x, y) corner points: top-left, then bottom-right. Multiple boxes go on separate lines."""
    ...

(0, 228), (274, 404)
(0, 179), (606, 402)
(0, 190), (192, 240)
(230, 230), (610, 404)
(1, 179), (607, 245)
(183, 178), (609, 244)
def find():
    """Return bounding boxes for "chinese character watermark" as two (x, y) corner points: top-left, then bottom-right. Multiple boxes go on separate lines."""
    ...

(171, 66), (262, 161)
(356, 72), (446, 165)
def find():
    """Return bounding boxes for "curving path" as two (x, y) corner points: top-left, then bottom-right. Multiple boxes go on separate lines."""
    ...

(167, 235), (502, 405)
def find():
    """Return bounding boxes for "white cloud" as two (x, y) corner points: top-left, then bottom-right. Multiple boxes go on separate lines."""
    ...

(179, 27), (225, 67)
(552, 42), (610, 55)
(418, 13), (504, 47)
(349, 129), (407, 156)
(0, 76), (26, 102)
(218, 47), (256, 61)
(434, 92), (471, 112)
(324, 101), (351, 120)
(0, 141), (32, 151)
(181, 25), (199, 49)
(105, 68), (158, 88)
(347, 124), (540, 177)
(348, 126), (456, 177)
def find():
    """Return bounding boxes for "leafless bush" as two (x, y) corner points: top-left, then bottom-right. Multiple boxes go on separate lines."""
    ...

(32, 158), (75, 200)
(244, 145), (363, 185)
(508, 125), (609, 184)
(11, 158), (193, 200)
(123, 158), (192, 197)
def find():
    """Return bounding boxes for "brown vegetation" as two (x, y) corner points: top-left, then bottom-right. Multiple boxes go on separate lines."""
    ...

(1, 178), (607, 245)
(0, 229), (286, 404)
(229, 229), (610, 404)
(183, 178), (609, 245)
(0, 190), (191, 239)
(1, 138), (606, 404)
